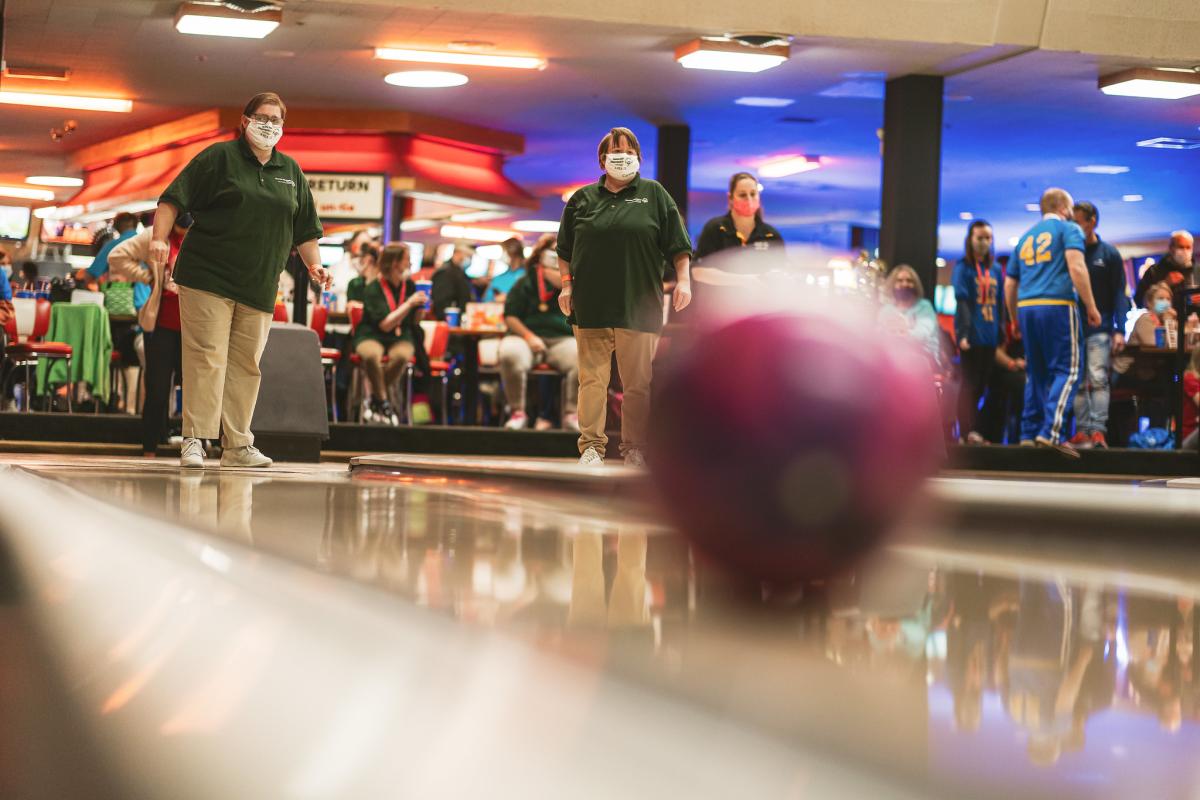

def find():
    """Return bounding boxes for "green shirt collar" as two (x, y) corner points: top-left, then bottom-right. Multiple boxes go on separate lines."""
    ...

(236, 134), (283, 168)
(595, 173), (642, 196)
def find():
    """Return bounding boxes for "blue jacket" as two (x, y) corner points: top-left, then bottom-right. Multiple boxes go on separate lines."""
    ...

(952, 256), (1003, 347)
(1082, 236), (1129, 335)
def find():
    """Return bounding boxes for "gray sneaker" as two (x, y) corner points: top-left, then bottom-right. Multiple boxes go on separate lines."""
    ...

(220, 445), (273, 469)
(578, 446), (604, 467)
(624, 448), (646, 468)
(180, 437), (206, 469)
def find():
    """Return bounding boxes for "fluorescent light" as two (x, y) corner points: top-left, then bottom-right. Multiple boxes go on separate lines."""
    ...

(1138, 137), (1200, 150)
(374, 47), (545, 70)
(449, 210), (508, 223)
(0, 90), (131, 112)
(1100, 68), (1200, 99)
(26, 176), (83, 187)
(439, 225), (514, 243)
(32, 206), (59, 219)
(174, 2), (281, 39)
(958, 212), (974, 221)
(675, 38), (789, 73)
(384, 71), (468, 88)
(1075, 165), (1129, 174)
(1122, 194), (1144, 202)
(734, 96), (795, 108)
(474, 244), (505, 260)
(399, 219), (437, 232)
(512, 220), (560, 233)
(1025, 203), (1040, 212)
(1008, 236), (1020, 247)
(1, 65), (69, 81)
(936, 258), (947, 268)
(758, 155), (820, 178)
(0, 186), (56, 201)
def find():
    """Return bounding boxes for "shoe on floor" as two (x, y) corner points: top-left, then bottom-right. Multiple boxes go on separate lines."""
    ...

(1091, 431), (1108, 449)
(505, 411), (529, 430)
(534, 418), (554, 432)
(375, 399), (400, 427)
(1035, 435), (1080, 459)
(579, 446), (604, 466)
(624, 448), (646, 468)
(1019, 439), (1036, 447)
(221, 445), (273, 469)
(1069, 431), (1093, 449)
(562, 413), (580, 432)
(180, 437), (206, 469)
(966, 431), (987, 445)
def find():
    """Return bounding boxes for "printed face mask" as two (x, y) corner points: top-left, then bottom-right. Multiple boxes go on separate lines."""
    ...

(731, 197), (760, 217)
(604, 153), (639, 181)
(245, 118), (283, 150)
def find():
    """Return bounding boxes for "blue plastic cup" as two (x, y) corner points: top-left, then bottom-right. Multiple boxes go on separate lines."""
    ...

(1155, 327), (1166, 348)
(444, 306), (461, 328)
(415, 279), (432, 311)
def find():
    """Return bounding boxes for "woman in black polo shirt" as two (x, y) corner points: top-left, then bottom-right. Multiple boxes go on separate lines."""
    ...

(693, 171), (784, 286)
(151, 91), (329, 469)
(557, 126), (693, 466)
(354, 243), (427, 425)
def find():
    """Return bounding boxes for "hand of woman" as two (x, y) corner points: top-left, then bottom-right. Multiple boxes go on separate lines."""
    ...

(558, 286), (573, 316)
(148, 239), (170, 270)
(409, 291), (428, 309)
(672, 280), (692, 312)
(307, 263), (332, 290)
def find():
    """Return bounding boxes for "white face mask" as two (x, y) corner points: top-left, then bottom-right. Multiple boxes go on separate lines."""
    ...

(540, 251), (558, 269)
(245, 118), (283, 150)
(604, 153), (639, 181)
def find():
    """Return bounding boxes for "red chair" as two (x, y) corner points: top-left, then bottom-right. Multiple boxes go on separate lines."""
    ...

(405, 321), (451, 425)
(273, 302), (289, 323)
(4, 298), (73, 412)
(309, 304), (342, 420)
(345, 302), (379, 422)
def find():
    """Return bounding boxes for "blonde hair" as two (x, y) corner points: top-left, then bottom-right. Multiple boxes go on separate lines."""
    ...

(885, 264), (925, 300)
(1040, 187), (1073, 215)
(1144, 280), (1172, 308)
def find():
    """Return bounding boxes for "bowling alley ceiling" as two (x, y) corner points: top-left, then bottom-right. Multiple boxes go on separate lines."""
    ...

(3, 0), (1200, 251)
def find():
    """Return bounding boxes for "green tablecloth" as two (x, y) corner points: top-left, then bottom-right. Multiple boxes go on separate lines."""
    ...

(36, 303), (113, 402)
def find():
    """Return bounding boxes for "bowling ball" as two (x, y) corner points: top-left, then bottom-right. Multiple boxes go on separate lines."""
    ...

(649, 311), (943, 581)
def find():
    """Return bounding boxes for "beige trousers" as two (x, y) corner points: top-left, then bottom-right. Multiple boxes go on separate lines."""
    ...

(574, 326), (658, 456)
(179, 286), (272, 448)
(355, 338), (415, 399)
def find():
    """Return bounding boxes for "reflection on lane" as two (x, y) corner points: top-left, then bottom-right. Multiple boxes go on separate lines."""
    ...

(40, 467), (1200, 800)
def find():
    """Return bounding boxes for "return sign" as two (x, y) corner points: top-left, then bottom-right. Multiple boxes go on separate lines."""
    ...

(306, 173), (386, 221)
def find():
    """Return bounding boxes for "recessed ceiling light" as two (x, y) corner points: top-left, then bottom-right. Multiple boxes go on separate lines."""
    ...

(0, 90), (132, 112)
(25, 176), (83, 187)
(439, 224), (514, 242)
(174, 2), (281, 39)
(1122, 194), (1144, 202)
(758, 155), (820, 178)
(1074, 165), (1130, 174)
(1099, 68), (1200, 99)
(958, 212), (973, 220)
(675, 38), (788, 73)
(1137, 136), (1200, 150)
(513, 220), (560, 233)
(375, 47), (545, 70)
(384, 71), (468, 88)
(734, 96), (795, 108)
(1025, 203), (1040, 212)
(0, 185), (56, 201)
(1, 65), (70, 81)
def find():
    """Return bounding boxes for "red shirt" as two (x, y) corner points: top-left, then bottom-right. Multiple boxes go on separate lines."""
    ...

(1184, 371), (1200, 440)
(156, 230), (184, 331)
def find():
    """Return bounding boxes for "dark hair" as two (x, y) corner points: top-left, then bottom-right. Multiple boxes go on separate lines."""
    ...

(113, 212), (138, 232)
(243, 92), (287, 121)
(527, 233), (557, 271)
(1074, 201), (1098, 225)
(728, 172), (763, 223)
(963, 219), (993, 266)
(20, 261), (38, 280)
(501, 237), (526, 266)
(359, 240), (381, 265)
(378, 243), (409, 279)
(597, 127), (642, 167)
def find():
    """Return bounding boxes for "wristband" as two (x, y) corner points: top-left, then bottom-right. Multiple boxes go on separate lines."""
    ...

(560, 275), (572, 283)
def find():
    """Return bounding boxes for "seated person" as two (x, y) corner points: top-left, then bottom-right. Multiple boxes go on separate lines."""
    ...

(354, 243), (426, 423)
(499, 251), (578, 431)
(879, 264), (943, 369)
(346, 240), (381, 306)
(1113, 281), (1176, 427)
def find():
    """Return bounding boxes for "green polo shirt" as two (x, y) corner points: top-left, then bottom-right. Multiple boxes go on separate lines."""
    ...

(356, 278), (416, 347)
(503, 272), (572, 339)
(556, 174), (692, 334)
(160, 137), (323, 313)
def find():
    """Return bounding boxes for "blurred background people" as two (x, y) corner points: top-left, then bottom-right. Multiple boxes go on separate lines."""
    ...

(484, 237), (528, 303)
(953, 220), (1002, 444)
(354, 243), (426, 425)
(432, 242), (474, 319)
(1184, 347), (1200, 451)
(80, 211), (138, 287)
(880, 264), (942, 368)
(979, 321), (1027, 444)
(346, 239), (381, 306)
(1137, 230), (1195, 318)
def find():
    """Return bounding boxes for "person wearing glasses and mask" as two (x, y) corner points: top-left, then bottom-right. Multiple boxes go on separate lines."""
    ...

(556, 126), (693, 466)
(151, 91), (328, 469)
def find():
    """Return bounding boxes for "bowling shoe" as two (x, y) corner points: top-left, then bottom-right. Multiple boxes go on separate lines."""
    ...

(579, 446), (604, 466)
(180, 437), (206, 469)
(221, 445), (273, 469)
(1035, 436), (1080, 459)
(505, 411), (529, 430)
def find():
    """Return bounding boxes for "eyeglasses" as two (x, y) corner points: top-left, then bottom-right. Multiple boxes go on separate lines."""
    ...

(249, 113), (284, 126)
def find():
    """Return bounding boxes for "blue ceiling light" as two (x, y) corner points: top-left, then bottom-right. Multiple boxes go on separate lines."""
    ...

(1138, 137), (1200, 150)
(734, 96), (795, 108)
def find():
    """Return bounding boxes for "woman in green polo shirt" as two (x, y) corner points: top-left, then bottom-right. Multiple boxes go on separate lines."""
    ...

(354, 243), (427, 425)
(150, 91), (329, 469)
(556, 126), (693, 466)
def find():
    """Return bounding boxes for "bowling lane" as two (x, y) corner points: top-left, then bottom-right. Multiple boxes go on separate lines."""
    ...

(10, 455), (1200, 800)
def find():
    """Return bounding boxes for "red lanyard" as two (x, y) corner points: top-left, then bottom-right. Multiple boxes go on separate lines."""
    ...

(536, 266), (551, 305)
(380, 279), (407, 312)
(975, 259), (992, 297)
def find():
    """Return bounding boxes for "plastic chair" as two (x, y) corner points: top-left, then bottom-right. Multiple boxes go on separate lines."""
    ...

(4, 298), (73, 412)
(309, 305), (342, 420)
(273, 302), (290, 323)
(345, 302), (379, 422)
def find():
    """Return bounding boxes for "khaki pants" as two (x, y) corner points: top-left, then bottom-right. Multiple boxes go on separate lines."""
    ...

(355, 338), (415, 399)
(498, 334), (578, 416)
(574, 326), (658, 456)
(179, 286), (272, 448)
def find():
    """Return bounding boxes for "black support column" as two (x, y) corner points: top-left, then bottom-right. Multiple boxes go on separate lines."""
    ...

(879, 75), (943, 293)
(655, 124), (691, 219)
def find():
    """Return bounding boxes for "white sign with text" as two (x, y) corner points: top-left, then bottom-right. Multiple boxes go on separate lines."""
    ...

(306, 173), (386, 221)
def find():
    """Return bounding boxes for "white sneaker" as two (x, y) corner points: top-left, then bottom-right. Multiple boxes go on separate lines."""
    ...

(505, 411), (529, 430)
(180, 437), (206, 469)
(624, 448), (646, 468)
(562, 413), (580, 431)
(220, 445), (273, 469)
(579, 446), (604, 466)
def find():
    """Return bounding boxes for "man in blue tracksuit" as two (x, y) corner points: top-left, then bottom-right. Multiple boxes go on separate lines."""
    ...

(1005, 188), (1102, 457)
